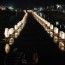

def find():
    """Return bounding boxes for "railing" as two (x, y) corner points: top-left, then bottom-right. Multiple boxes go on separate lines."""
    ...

(32, 11), (65, 51)
(3, 11), (28, 54)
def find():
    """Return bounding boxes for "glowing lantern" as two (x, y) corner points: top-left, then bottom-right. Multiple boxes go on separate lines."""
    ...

(47, 22), (50, 27)
(15, 32), (19, 38)
(54, 27), (58, 34)
(9, 28), (14, 35)
(5, 44), (10, 54)
(50, 24), (53, 30)
(59, 42), (65, 51)
(4, 28), (9, 38)
(14, 25), (18, 30)
(59, 31), (65, 39)
(9, 38), (14, 45)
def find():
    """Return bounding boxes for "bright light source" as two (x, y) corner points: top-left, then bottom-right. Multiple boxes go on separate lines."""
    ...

(50, 24), (53, 30)
(56, 21), (59, 26)
(8, 6), (14, 10)
(56, 5), (62, 9)
(4, 28), (9, 38)
(9, 28), (14, 35)
(59, 31), (65, 39)
(54, 27), (58, 34)
(45, 21), (48, 25)
(15, 32), (19, 38)
(14, 25), (18, 30)
(50, 32), (53, 37)
(47, 22), (50, 27)
(59, 42), (64, 51)
(54, 36), (58, 43)
(9, 38), (14, 45)
(17, 22), (21, 27)
(5, 44), (10, 54)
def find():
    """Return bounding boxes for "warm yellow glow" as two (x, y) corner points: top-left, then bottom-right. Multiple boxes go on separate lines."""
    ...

(14, 25), (18, 30)
(4, 12), (28, 54)
(5, 44), (10, 54)
(9, 38), (14, 45)
(32, 12), (65, 51)
(54, 27), (58, 34)
(50, 32), (53, 37)
(47, 22), (50, 27)
(4, 28), (9, 38)
(50, 24), (53, 30)
(59, 42), (65, 51)
(54, 36), (58, 43)
(45, 21), (48, 25)
(27, 10), (33, 13)
(21, 20), (24, 24)
(23, 10), (27, 13)
(9, 28), (14, 35)
(17, 22), (21, 27)
(47, 29), (50, 34)
(59, 31), (65, 39)
(18, 28), (21, 33)
(15, 32), (19, 38)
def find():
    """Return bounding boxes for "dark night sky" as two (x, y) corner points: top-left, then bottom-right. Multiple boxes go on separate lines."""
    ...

(0, 0), (65, 8)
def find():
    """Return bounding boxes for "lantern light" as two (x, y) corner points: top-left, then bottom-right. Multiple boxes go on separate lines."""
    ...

(4, 28), (9, 38)
(15, 32), (19, 38)
(50, 24), (53, 30)
(54, 27), (59, 34)
(5, 44), (10, 54)
(59, 42), (64, 51)
(9, 28), (14, 35)
(59, 31), (65, 39)
(14, 25), (18, 30)
(9, 38), (14, 45)
(47, 22), (50, 27)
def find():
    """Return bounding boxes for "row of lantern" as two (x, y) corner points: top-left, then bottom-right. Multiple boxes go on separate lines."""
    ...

(4, 13), (28, 54)
(32, 12), (65, 51)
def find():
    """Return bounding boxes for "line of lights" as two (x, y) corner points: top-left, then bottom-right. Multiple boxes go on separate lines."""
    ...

(32, 12), (65, 51)
(4, 12), (28, 54)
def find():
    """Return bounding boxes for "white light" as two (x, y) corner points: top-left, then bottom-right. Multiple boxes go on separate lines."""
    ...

(47, 22), (50, 27)
(43, 20), (45, 23)
(57, 5), (60, 8)
(14, 25), (18, 30)
(22, 18), (25, 23)
(9, 28), (14, 35)
(19, 21), (22, 25)
(50, 24), (53, 30)
(59, 31), (63, 37)
(18, 28), (21, 33)
(54, 27), (58, 34)
(5, 44), (10, 54)
(4, 28), (9, 38)
(21, 20), (23, 23)
(8, 6), (14, 10)
(17, 22), (21, 27)
(59, 31), (65, 39)
(56, 5), (61, 9)
(45, 21), (48, 25)
(56, 21), (59, 26)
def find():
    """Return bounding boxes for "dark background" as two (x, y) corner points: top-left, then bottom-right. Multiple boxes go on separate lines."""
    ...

(0, 0), (65, 8)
